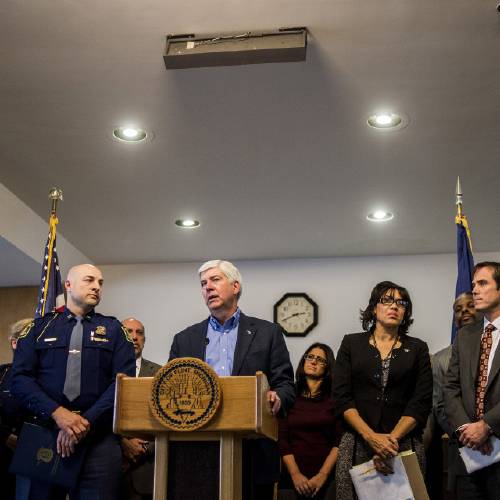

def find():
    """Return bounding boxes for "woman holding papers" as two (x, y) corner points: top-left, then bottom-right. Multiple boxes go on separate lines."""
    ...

(278, 343), (342, 499)
(332, 281), (432, 500)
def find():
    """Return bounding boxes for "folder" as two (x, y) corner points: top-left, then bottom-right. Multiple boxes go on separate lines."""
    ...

(349, 451), (429, 500)
(458, 436), (500, 473)
(9, 423), (87, 489)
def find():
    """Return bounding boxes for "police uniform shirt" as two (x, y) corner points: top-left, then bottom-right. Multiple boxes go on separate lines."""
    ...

(11, 308), (135, 428)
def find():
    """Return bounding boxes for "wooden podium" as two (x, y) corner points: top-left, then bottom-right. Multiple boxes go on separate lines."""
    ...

(114, 370), (278, 500)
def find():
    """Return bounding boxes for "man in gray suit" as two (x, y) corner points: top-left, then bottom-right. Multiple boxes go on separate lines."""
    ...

(430, 292), (478, 497)
(120, 318), (161, 500)
(445, 262), (500, 499)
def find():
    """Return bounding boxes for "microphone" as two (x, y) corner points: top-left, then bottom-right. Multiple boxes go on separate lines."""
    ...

(205, 337), (210, 345)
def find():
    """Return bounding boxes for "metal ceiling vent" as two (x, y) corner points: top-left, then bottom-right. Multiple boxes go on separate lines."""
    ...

(163, 27), (307, 70)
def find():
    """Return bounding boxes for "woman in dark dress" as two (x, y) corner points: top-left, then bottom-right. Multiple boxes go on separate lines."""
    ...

(332, 281), (432, 500)
(278, 343), (342, 500)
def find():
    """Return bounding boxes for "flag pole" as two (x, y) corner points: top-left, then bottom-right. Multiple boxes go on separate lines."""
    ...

(456, 176), (463, 218)
(455, 176), (472, 250)
(49, 187), (63, 216)
(39, 187), (64, 317)
(451, 177), (475, 341)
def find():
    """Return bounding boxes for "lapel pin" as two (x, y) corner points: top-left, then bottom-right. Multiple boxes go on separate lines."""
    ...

(246, 330), (253, 335)
(404, 348), (410, 352)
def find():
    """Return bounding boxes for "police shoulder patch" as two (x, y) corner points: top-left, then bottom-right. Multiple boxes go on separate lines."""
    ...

(18, 320), (35, 340)
(121, 325), (133, 343)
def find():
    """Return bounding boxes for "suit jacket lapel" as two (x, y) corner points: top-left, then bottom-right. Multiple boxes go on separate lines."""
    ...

(232, 313), (256, 375)
(190, 319), (210, 361)
(139, 359), (157, 377)
(486, 331), (500, 393)
(138, 360), (148, 377)
(468, 324), (482, 385)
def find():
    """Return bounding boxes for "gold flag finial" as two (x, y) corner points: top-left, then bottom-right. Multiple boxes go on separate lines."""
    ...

(48, 187), (63, 216)
(455, 176), (463, 217)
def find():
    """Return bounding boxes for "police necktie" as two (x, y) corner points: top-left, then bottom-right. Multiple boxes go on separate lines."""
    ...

(475, 323), (496, 419)
(63, 316), (83, 402)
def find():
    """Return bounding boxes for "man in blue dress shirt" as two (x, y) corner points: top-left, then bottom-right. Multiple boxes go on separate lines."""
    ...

(11, 264), (135, 500)
(169, 259), (295, 500)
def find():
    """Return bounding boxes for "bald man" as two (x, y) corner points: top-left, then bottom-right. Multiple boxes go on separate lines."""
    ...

(12, 264), (135, 500)
(120, 318), (161, 500)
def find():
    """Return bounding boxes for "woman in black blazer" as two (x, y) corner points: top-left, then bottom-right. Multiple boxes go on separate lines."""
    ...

(332, 281), (432, 500)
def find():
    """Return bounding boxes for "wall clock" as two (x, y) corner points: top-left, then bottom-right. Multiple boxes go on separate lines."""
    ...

(273, 293), (318, 336)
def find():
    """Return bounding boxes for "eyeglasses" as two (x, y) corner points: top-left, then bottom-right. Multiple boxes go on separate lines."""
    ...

(304, 354), (327, 366)
(379, 296), (408, 308)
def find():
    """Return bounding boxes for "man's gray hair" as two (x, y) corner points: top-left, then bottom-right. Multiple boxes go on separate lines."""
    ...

(198, 260), (243, 299)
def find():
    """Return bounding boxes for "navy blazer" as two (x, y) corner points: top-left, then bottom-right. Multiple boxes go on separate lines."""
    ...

(169, 312), (295, 484)
(169, 312), (295, 412)
(333, 332), (432, 434)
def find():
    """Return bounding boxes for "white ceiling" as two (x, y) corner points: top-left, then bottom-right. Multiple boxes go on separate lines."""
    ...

(1, 0), (500, 265)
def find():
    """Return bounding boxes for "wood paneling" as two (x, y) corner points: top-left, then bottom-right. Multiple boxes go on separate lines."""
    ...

(0, 287), (37, 364)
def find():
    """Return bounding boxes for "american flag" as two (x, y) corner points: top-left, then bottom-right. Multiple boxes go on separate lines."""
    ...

(35, 214), (65, 318)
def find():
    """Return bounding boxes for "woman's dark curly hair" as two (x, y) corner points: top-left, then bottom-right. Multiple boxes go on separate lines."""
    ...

(359, 281), (414, 335)
(295, 343), (336, 398)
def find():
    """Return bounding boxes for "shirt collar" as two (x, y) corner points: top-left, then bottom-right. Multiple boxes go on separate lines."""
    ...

(209, 308), (241, 332)
(483, 316), (500, 332)
(63, 307), (95, 323)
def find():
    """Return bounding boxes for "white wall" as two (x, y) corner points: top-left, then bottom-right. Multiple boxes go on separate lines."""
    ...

(0, 182), (91, 285)
(99, 252), (500, 370)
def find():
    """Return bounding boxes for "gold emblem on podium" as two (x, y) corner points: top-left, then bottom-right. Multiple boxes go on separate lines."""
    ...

(150, 357), (221, 431)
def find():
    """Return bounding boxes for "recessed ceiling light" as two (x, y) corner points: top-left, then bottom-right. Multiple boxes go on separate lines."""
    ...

(366, 210), (394, 222)
(113, 126), (148, 142)
(175, 219), (200, 228)
(367, 113), (403, 129)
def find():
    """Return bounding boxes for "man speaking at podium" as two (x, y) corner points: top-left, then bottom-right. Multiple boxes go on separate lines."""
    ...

(169, 259), (295, 500)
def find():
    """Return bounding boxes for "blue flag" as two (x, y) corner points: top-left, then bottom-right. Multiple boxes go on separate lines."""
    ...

(35, 214), (65, 318)
(451, 214), (474, 342)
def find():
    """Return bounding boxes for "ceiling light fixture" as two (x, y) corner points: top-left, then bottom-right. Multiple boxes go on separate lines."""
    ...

(366, 210), (394, 222)
(175, 219), (201, 228)
(367, 112), (404, 130)
(113, 126), (148, 142)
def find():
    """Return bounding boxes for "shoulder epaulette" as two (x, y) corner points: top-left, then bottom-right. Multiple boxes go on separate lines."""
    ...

(121, 325), (133, 343)
(34, 313), (60, 342)
(18, 319), (36, 340)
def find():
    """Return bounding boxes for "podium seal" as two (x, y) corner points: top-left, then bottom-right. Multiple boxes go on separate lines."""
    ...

(150, 357), (221, 431)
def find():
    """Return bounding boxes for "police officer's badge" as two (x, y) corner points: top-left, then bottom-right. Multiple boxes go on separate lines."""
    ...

(95, 326), (106, 336)
(150, 358), (221, 431)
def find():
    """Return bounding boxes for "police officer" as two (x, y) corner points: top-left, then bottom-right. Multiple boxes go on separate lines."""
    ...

(11, 264), (135, 500)
(0, 318), (32, 500)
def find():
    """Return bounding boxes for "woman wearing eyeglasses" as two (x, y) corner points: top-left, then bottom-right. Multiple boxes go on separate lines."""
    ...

(278, 343), (342, 500)
(332, 281), (432, 500)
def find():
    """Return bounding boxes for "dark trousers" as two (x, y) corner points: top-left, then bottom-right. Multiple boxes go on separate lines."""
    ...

(455, 464), (500, 500)
(16, 433), (122, 500)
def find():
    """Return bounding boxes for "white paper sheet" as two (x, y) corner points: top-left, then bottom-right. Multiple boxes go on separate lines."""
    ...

(349, 455), (414, 500)
(459, 436), (500, 473)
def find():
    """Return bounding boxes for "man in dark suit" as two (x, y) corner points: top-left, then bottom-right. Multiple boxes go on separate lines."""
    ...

(445, 261), (500, 499)
(120, 318), (161, 500)
(169, 259), (295, 500)
(430, 292), (478, 498)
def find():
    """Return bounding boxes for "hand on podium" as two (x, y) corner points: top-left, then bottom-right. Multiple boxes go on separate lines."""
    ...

(267, 390), (281, 415)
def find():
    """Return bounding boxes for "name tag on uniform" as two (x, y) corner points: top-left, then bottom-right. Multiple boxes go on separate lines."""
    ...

(44, 338), (57, 342)
(91, 337), (109, 343)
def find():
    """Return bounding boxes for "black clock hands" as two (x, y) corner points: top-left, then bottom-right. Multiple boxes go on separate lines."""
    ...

(281, 311), (307, 322)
